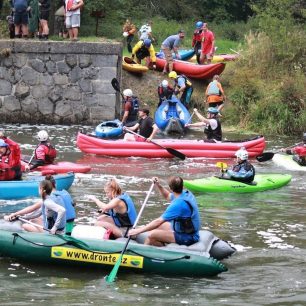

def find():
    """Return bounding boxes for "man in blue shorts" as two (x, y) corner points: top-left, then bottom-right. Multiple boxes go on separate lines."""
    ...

(129, 176), (201, 246)
(11, 0), (30, 38)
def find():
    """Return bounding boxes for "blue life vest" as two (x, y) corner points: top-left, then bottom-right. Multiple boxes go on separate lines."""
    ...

(228, 160), (255, 183)
(52, 190), (76, 221)
(207, 80), (221, 95)
(42, 195), (66, 231)
(172, 190), (200, 234)
(110, 193), (137, 227)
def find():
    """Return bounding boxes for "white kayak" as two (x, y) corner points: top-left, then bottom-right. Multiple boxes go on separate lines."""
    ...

(273, 153), (306, 171)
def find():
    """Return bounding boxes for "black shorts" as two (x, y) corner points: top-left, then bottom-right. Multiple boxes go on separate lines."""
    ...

(39, 9), (50, 21)
(14, 11), (28, 25)
(208, 101), (224, 108)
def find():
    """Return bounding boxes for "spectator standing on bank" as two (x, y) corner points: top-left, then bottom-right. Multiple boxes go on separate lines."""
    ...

(65, 0), (84, 41)
(160, 30), (185, 73)
(122, 19), (137, 53)
(38, 0), (50, 40)
(138, 20), (153, 41)
(192, 21), (203, 64)
(200, 23), (215, 64)
(28, 0), (39, 38)
(10, 0), (31, 39)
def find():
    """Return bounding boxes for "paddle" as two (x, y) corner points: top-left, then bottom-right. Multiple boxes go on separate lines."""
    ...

(111, 78), (124, 99)
(124, 127), (186, 160)
(105, 182), (155, 283)
(216, 162), (228, 177)
(256, 142), (303, 162)
(185, 111), (195, 125)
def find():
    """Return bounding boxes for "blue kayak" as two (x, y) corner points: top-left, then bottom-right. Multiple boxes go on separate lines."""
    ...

(0, 172), (75, 200)
(156, 49), (195, 61)
(95, 119), (123, 138)
(154, 95), (191, 134)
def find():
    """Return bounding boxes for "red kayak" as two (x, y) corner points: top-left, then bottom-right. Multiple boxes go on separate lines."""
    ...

(77, 132), (265, 159)
(21, 159), (91, 174)
(155, 58), (225, 79)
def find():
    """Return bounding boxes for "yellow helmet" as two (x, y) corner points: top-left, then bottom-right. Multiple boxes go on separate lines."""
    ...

(168, 71), (177, 79)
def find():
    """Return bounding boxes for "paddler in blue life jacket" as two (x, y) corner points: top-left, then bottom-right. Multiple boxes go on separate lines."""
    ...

(129, 176), (201, 246)
(169, 71), (193, 108)
(185, 107), (222, 142)
(4, 175), (75, 234)
(224, 148), (255, 183)
(121, 88), (140, 127)
(87, 178), (137, 238)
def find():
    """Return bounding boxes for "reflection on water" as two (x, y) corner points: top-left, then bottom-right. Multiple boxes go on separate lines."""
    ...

(0, 125), (305, 305)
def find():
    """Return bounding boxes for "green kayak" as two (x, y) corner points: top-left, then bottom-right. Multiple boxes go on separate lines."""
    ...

(184, 174), (292, 193)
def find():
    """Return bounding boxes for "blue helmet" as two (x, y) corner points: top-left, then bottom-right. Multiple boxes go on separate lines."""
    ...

(0, 139), (8, 147)
(195, 21), (203, 29)
(207, 107), (219, 114)
(144, 39), (151, 47)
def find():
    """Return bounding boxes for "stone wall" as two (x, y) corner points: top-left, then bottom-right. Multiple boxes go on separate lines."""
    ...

(0, 40), (122, 124)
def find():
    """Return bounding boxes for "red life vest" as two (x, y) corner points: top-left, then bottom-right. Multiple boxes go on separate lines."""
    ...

(293, 145), (306, 157)
(0, 138), (21, 181)
(35, 142), (57, 164)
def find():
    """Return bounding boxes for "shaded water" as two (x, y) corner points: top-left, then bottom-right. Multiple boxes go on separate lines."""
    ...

(0, 125), (305, 305)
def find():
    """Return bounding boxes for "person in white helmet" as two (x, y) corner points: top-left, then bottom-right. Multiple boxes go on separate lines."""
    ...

(26, 130), (57, 170)
(121, 88), (140, 126)
(225, 148), (255, 183)
(157, 79), (174, 107)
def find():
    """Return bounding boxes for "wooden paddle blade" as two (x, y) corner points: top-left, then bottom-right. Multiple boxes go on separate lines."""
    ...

(111, 78), (120, 92)
(166, 148), (186, 160)
(256, 152), (275, 162)
(105, 254), (123, 283)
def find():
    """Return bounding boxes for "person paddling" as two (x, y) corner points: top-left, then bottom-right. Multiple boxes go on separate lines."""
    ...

(280, 132), (306, 166)
(185, 107), (222, 142)
(87, 178), (137, 238)
(128, 176), (201, 247)
(223, 148), (255, 183)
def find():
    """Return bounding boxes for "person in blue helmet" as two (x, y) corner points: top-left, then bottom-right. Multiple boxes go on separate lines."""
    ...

(192, 21), (203, 64)
(132, 38), (156, 69)
(129, 176), (201, 247)
(185, 107), (222, 142)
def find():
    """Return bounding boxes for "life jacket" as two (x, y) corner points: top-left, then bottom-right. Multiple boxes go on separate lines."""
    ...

(122, 96), (140, 123)
(204, 118), (222, 141)
(110, 193), (137, 227)
(175, 75), (192, 89)
(0, 138), (22, 181)
(42, 196), (66, 231)
(52, 189), (76, 222)
(207, 80), (221, 96)
(172, 190), (200, 234)
(231, 160), (255, 183)
(158, 85), (174, 100)
(135, 42), (150, 60)
(35, 142), (57, 164)
(293, 145), (306, 157)
(192, 29), (203, 46)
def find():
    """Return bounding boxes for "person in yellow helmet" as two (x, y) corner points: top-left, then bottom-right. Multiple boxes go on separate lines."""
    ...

(169, 71), (193, 107)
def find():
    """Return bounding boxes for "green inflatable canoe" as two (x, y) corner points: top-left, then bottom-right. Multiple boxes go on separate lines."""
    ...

(184, 174), (292, 193)
(0, 225), (234, 277)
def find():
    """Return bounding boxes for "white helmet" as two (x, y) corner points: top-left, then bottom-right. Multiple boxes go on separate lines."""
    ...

(37, 130), (49, 142)
(123, 32), (129, 37)
(161, 80), (168, 87)
(235, 148), (248, 160)
(123, 89), (133, 97)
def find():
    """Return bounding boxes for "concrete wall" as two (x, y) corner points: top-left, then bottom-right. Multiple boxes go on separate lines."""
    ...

(0, 40), (122, 124)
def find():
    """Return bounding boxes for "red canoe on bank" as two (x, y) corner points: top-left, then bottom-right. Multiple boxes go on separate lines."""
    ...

(155, 58), (226, 79)
(77, 132), (265, 159)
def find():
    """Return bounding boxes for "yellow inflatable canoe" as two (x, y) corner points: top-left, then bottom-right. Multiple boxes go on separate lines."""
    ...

(122, 56), (149, 74)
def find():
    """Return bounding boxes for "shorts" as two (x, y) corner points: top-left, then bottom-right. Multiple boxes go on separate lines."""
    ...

(208, 102), (224, 108)
(65, 14), (81, 29)
(161, 47), (173, 65)
(14, 11), (28, 25)
(174, 232), (199, 246)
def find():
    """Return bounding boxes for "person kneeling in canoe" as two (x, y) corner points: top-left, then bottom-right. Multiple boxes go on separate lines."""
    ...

(132, 39), (156, 69)
(0, 137), (22, 181)
(128, 176), (201, 246)
(280, 132), (306, 166)
(25, 130), (57, 171)
(185, 107), (222, 142)
(5, 175), (74, 234)
(225, 148), (255, 183)
(123, 108), (159, 142)
(87, 178), (137, 238)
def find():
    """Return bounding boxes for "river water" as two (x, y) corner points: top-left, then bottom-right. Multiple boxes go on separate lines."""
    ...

(0, 125), (305, 305)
